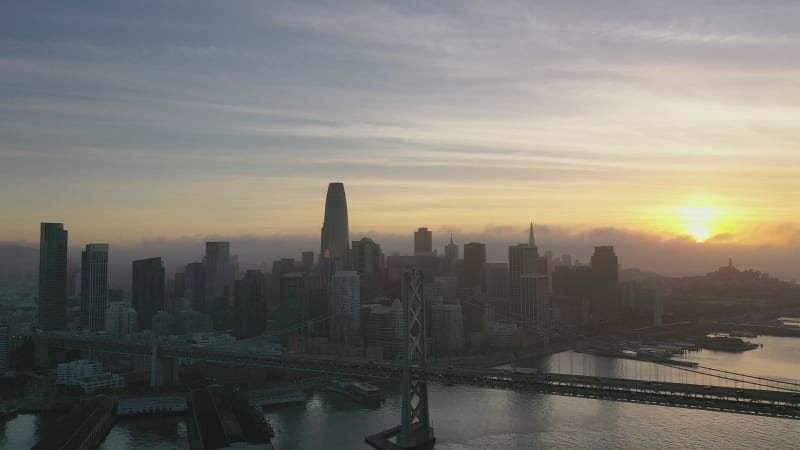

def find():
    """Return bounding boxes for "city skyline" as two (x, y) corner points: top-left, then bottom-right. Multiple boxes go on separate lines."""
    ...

(1, 1), (799, 255)
(6, 212), (799, 282)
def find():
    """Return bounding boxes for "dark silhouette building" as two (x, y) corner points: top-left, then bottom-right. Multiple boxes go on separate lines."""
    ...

(591, 246), (620, 322)
(278, 273), (310, 345)
(38, 222), (68, 330)
(132, 257), (165, 330)
(80, 244), (109, 331)
(463, 242), (486, 292)
(184, 262), (205, 312)
(444, 234), (459, 260)
(234, 270), (267, 339)
(484, 262), (509, 300)
(414, 227), (433, 256)
(508, 223), (540, 322)
(301, 251), (315, 269)
(351, 237), (384, 300)
(204, 242), (232, 311)
(320, 182), (350, 263)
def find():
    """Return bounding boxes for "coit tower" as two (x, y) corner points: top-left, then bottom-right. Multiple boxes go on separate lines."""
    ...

(320, 182), (350, 262)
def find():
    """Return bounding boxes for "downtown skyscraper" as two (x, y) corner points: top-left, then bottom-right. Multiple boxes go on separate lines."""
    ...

(508, 223), (540, 322)
(80, 244), (109, 331)
(132, 257), (165, 330)
(320, 182), (350, 263)
(38, 223), (68, 330)
(204, 241), (233, 311)
(591, 246), (620, 322)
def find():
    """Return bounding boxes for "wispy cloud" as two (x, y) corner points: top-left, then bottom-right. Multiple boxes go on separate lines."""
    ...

(0, 0), (798, 279)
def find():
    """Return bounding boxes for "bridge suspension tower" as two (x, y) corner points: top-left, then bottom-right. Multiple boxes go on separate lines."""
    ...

(366, 268), (436, 449)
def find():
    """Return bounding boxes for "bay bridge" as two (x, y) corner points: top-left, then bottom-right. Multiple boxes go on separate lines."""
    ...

(34, 270), (800, 449)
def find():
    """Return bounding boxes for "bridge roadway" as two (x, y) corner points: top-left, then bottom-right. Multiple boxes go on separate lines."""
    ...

(40, 333), (800, 419)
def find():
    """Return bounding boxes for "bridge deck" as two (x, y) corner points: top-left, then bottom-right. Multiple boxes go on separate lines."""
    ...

(40, 333), (800, 419)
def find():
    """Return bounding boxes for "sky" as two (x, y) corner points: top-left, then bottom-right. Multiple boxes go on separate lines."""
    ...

(1, 1), (799, 278)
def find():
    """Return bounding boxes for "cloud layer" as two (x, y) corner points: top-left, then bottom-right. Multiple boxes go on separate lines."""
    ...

(1, 1), (798, 275)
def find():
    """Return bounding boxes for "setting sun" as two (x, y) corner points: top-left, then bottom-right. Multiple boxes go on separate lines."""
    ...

(676, 206), (722, 243)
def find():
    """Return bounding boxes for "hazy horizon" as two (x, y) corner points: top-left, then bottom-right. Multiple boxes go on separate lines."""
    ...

(3, 221), (798, 282)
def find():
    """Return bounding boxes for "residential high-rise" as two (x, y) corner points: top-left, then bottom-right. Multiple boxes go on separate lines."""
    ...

(131, 257), (165, 330)
(80, 244), (109, 331)
(444, 234), (459, 260)
(204, 242), (232, 310)
(463, 242), (487, 292)
(105, 302), (138, 340)
(320, 182), (350, 263)
(234, 270), (267, 339)
(591, 246), (620, 322)
(508, 223), (540, 321)
(414, 227), (433, 256)
(38, 223), (68, 330)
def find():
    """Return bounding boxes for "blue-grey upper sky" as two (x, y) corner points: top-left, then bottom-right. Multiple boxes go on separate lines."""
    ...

(2, 1), (799, 267)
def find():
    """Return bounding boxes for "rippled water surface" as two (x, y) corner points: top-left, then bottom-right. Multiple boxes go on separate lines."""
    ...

(3, 336), (798, 449)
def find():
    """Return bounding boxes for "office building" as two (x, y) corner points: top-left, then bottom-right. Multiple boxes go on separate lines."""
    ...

(520, 274), (550, 323)
(508, 223), (540, 322)
(433, 276), (458, 303)
(152, 310), (174, 336)
(80, 244), (109, 331)
(204, 242), (232, 310)
(38, 223), (68, 330)
(463, 242), (486, 292)
(591, 246), (620, 322)
(278, 273), (310, 338)
(485, 263), (509, 300)
(431, 304), (465, 356)
(351, 237), (384, 300)
(105, 302), (138, 340)
(234, 270), (267, 339)
(444, 234), (459, 260)
(56, 360), (124, 393)
(184, 262), (205, 313)
(301, 251), (315, 269)
(414, 227), (433, 256)
(333, 271), (361, 322)
(363, 300), (404, 360)
(57, 360), (102, 385)
(331, 271), (361, 346)
(320, 182), (350, 263)
(561, 253), (572, 266)
(132, 257), (165, 330)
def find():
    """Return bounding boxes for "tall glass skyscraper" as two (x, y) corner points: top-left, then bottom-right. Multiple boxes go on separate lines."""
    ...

(38, 222), (68, 330)
(320, 182), (350, 262)
(80, 243), (109, 331)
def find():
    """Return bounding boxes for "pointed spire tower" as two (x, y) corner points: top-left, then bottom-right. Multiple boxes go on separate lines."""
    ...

(528, 222), (536, 247)
(528, 222), (539, 258)
(444, 232), (459, 260)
